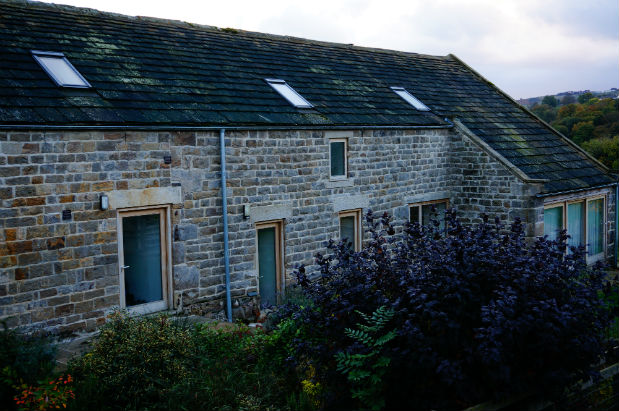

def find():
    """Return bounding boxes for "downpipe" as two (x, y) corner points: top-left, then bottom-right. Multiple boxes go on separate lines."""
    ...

(219, 128), (233, 322)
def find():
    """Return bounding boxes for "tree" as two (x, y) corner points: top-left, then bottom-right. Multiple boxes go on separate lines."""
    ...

(582, 136), (619, 169)
(542, 95), (558, 107)
(572, 121), (595, 144)
(280, 211), (614, 410)
(530, 103), (557, 123)
(560, 95), (576, 105)
(578, 92), (594, 104)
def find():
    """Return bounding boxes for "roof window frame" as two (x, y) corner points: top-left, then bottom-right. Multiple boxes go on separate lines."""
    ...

(390, 86), (430, 111)
(265, 78), (313, 108)
(31, 50), (91, 88)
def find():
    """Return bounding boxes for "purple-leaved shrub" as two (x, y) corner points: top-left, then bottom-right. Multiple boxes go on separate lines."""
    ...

(278, 210), (615, 410)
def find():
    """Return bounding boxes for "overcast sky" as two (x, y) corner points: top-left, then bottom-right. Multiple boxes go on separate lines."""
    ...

(47, 0), (618, 99)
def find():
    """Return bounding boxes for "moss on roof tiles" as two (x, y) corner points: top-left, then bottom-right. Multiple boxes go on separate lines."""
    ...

(0, 0), (615, 193)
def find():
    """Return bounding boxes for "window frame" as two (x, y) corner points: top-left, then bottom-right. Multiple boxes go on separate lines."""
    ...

(339, 209), (362, 252)
(265, 78), (313, 108)
(31, 50), (91, 88)
(329, 138), (348, 181)
(409, 198), (449, 225)
(390, 86), (430, 111)
(255, 219), (285, 304)
(116, 205), (172, 315)
(543, 195), (606, 263)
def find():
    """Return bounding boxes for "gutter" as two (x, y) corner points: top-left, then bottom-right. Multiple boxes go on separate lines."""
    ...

(0, 124), (452, 131)
(219, 128), (233, 322)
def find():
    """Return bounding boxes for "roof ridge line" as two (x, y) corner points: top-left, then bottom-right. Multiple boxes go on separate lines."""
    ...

(447, 53), (614, 178)
(11, 0), (449, 60)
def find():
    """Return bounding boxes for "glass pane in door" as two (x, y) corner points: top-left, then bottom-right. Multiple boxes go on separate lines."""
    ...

(587, 199), (604, 256)
(567, 202), (585, 250)
(122, 214), (163, 306)
(340, 215), (356, 249)
(544, 206), (563, 242)
(258, 227), (278, 307)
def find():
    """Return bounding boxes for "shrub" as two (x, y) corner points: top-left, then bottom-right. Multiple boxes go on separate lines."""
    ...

(68, 311), (196, 410)
(68, 312), (313, 411)
(0, 325), (56, 410)
(14, 374), (75, 411)
(280, 210), (614, 410)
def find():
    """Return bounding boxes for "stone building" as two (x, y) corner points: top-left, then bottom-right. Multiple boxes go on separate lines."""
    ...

(0, 0), (616, 335)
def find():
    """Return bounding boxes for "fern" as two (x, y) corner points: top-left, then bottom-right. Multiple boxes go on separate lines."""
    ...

(335, 306), (396, 411)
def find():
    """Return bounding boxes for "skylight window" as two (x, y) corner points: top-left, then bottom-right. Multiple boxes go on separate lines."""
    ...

(265, 79), (312, 108)
(390, 86), (430, 111)
(31, 50), (91, 88)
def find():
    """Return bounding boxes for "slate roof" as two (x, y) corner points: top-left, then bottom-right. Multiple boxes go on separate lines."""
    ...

(0, 0), (615, 194)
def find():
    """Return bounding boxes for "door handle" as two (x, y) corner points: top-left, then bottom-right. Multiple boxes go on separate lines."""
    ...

(121, 265), (130, 269)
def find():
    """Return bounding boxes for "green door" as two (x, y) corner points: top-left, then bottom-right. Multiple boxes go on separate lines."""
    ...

(258, 226), (279, 307)
(122, 213), (163, 307)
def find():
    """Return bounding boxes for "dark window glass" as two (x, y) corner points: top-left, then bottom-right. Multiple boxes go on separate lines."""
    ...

(340, 215), (356, 249)
(330, 141), (345, 177)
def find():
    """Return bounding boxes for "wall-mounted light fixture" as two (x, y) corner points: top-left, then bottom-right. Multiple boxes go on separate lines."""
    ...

(100, 194), (109, 210)
(243, 204), (250, 219)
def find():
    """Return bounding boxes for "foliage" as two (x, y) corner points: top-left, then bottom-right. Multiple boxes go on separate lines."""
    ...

(530, 97), (619, 169)
(0, 324), (56, 410)
(68, 311), (314, 411)
(541, 95), (558, 107)
(68, 311), (196, 410)
(581, 136), (619, 170)
(14, 374), (75, 411)
(335, 306), (397, 411)
(279, 210), (614, 410)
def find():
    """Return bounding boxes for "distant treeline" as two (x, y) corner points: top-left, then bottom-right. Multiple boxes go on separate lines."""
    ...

(529, 93), (619, 170)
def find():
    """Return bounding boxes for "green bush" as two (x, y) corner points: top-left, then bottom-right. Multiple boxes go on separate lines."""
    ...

(0, 324), (56, 410)
(68, 311), (314, 410)
(68, 311), (195, 410)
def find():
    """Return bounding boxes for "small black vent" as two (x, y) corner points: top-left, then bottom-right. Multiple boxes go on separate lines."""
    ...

(62, 210), (72, 221)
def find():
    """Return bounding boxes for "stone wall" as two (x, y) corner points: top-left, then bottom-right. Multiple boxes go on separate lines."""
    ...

(448, 129), (545, 238)
(1, 127), (611, 335)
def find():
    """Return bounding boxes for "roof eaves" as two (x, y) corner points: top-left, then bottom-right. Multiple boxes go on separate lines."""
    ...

(453, 118), (548, 185)
(447, 53), (614, 177)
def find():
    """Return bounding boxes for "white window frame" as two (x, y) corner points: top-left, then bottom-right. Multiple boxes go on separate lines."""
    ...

(339, 209), (362, 252)
(116, 205), (173, 315)
(329, 138), (348, 181)
(544, 195), (606, 263)
(265, 78), (313, 108)
(409, 198), (449, 224)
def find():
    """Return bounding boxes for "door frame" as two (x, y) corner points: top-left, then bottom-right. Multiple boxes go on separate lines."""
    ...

(255, 219), (285, 304)
(116, 205), (173, 315)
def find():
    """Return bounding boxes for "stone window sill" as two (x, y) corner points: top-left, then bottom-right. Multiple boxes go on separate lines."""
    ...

(326, 179), (354, 189)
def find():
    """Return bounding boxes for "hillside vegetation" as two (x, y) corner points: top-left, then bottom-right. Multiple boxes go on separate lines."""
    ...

(529, 94), (619, 170)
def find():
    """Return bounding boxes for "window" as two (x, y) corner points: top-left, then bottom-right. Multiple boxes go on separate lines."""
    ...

(330, 138), (347, 179)
(117, 207), (171, 314)
(409, 199), (448, 229)
(339, 209), (361, 251)
(31, 50), (91, 88)
(256, 220), (284, 307)
(265, 78), (312, 108)
(543, 204), (564, 242)
(544, 196), (606, 261)
(390, 86), (430, 111)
